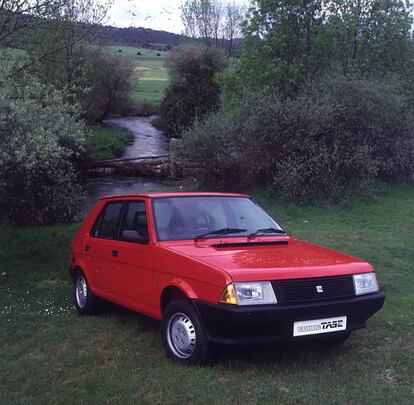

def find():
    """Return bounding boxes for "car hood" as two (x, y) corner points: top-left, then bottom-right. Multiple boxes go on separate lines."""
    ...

(160, 237), (372, 282)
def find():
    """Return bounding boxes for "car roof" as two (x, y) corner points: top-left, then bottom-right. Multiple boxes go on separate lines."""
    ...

(99, 192), (249, 200)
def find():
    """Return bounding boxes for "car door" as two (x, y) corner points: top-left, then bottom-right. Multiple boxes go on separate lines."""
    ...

(84, 201), (124, 293)
(110, 199), (155, 315)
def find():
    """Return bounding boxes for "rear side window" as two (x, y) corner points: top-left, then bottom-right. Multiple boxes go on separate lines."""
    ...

(119, 201), (149, 244)
(92, 202), (123, 239)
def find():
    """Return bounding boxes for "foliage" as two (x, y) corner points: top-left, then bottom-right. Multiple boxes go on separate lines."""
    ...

(239, 0), (332, 96)
(0, 75), (86, 225)
(85, 126), (134, 161)
(182, 76), (414, 202)
(327, 0), (413, 78)
(222, 0), (413, 98)
(159, 43), (228, 137)
(1, 183), (414, 402)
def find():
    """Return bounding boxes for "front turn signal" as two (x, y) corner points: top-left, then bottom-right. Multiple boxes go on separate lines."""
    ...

(219, 283), (238, 305)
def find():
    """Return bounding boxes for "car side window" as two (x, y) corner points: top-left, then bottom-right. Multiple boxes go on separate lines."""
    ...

(119, 201), (149, 244)
(92, 202), (123, 239)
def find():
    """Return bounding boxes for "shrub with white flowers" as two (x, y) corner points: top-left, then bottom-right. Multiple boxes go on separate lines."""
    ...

(0, 75), (86, 224)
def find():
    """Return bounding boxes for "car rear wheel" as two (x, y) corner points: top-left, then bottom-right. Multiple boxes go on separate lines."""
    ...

(161, 300), (210, 365)
(73, 271), (99, 315)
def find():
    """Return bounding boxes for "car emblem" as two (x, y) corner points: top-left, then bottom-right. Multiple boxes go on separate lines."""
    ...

(316, 285), (323, 293)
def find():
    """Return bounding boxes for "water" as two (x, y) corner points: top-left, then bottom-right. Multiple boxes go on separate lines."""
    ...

(104, 116), (169, 158)
(81, 116), (189, 215)
(81, 176), (183, 215)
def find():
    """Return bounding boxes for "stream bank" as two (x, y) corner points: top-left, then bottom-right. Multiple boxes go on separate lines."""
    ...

(81, 116), (196, 215)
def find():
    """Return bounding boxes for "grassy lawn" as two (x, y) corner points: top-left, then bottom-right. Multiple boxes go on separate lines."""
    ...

(85, 126), (134, 161)
(0, 184), (413, 403)
(103, 45), (169, 108)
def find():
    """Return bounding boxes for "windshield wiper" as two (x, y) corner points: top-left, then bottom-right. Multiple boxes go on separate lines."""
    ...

(195, 228), (247, 240)
(248, 227), (287, 237)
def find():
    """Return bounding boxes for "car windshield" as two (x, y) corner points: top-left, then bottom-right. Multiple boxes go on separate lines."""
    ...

(152, 196), (285, 241)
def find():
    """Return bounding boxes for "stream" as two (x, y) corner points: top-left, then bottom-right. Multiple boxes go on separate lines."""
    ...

(81, 116), (187, 215)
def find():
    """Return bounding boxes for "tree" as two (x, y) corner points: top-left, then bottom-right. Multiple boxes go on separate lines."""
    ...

(181, 0), (244, 52)
(223, 2), (244, 54)
(22, 0), (110, 74)
(0, 0), (60, 49)
(238, 0), (334, 96)
(231, 0), (413, 96)
(327, 0), (413, 78)
(160, 44), (228, 137)
(12, 1), (133, 123)
(0, 0), (112, 89)
(182, 0), (217, 45)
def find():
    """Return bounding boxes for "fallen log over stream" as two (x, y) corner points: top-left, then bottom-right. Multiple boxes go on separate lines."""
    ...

(82, 155), (172, 178)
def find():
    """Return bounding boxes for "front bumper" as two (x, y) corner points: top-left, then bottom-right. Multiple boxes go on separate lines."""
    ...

(194, 292), (385, 345)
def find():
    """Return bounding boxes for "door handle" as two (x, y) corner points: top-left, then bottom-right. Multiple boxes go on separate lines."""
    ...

(111, 250), (118, 257)
(85, 245), (90, 252)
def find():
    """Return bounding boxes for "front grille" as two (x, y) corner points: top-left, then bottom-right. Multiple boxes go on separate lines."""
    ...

(272, 275), (355, 305)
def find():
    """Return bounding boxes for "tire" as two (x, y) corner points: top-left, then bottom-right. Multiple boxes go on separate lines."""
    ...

(161, 300), (210, 365)
(73, 270), (99, 315)
(321, 332), (351, 347)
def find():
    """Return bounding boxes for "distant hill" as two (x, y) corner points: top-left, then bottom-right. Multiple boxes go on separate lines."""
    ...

(92, 25), (184, 51)
(6, 13), (238, 53)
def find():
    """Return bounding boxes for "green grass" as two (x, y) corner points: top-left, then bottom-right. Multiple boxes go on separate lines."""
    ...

(103, 45), (169, 108)
(0, 184), (413, 403)
(85, 126), (134, 161)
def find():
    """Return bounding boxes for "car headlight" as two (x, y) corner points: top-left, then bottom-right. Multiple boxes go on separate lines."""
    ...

(353, 272), (379, 295)
(219, 282), (277, 305)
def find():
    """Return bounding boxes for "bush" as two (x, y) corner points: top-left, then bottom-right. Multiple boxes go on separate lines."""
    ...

(160, 44), (228, 137)
(182, 77), (414, 202)
(0, 76), (86, 225)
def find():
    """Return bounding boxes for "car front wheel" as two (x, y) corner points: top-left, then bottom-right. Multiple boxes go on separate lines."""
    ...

(73, 271), (99, 315)
(161, 300), (210, 365)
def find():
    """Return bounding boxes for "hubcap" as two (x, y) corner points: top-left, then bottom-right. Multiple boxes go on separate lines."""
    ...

(167, 312), (196, 359)
(75, 276), (88, 309)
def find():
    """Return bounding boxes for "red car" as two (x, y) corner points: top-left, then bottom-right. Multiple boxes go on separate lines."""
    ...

(70, 192), (385, 364)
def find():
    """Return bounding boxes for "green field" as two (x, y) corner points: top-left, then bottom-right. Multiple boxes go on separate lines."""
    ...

(0, 184), (413, 403)
(103, 45), (169, 107)
(85, 126), (134, 161)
